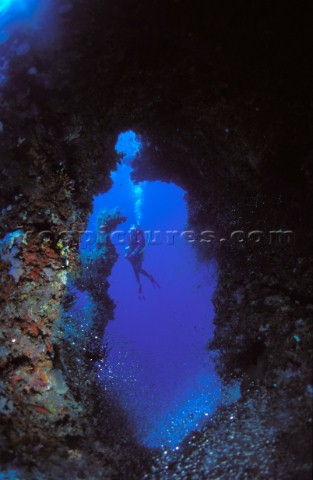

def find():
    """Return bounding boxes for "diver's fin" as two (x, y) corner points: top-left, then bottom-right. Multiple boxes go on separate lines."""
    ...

(151, 278), (160, 289)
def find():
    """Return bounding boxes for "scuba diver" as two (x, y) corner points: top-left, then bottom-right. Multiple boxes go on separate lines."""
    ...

(125, 225), (160, 299)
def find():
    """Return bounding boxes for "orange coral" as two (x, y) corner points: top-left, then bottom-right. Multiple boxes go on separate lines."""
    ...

(27, 267), (41, 281)
(45, 342), (53, 354)
(23, 252), (39, 265)
(44, 248), (59, 260)
(24, 403), (52, 415)
(27, 322), (40, 337)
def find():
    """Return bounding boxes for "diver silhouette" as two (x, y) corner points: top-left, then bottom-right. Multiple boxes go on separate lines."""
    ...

(125, 225), (160, 299)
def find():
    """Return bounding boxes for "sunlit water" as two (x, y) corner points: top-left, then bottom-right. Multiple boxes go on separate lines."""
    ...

(79, 132), (222, 449)
(0, 0), (64, 74)
(0, 0), (51, 35)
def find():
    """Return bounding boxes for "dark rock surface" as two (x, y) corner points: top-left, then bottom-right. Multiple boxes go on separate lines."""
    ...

(0, 0), (312, 478)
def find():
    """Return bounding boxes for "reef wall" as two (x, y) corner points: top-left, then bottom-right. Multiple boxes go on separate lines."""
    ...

(0, 170), (149, 478)
(0, 0), (312, 478)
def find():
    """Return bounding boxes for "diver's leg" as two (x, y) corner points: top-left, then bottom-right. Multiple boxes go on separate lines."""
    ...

(139, 268), (152, 279)
(132, 263), (143, 293)
(139, 268), (160, 288)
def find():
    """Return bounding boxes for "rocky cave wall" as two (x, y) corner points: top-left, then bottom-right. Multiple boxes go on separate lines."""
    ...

(0, 0), (312, 478)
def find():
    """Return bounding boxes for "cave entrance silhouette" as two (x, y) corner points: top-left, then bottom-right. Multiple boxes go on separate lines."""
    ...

(80, 131), (224, 450)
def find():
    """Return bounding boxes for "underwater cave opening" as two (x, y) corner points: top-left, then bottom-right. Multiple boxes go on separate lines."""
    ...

(69, 130), (238, 451)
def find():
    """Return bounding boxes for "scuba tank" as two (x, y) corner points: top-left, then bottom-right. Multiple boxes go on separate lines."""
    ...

(124, 229), (150, 258)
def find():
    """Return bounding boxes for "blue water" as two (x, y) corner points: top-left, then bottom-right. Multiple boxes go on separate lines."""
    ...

(78, 132), (222, 449)
(0, 0), (44, 32)
(0, 0), (32, 16)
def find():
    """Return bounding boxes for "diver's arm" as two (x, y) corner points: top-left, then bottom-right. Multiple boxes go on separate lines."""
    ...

(129, 234), (145, 256)
(129, 244), (141, 257)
